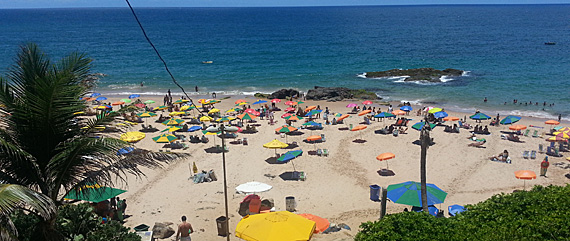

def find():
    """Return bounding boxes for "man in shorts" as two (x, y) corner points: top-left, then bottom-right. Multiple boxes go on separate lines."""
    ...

(176, 216), (194, 241)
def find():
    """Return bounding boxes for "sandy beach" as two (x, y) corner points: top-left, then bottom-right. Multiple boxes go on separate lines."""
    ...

(96, 94), (569, 240)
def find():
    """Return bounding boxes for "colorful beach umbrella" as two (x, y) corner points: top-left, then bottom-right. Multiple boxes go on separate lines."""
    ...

(358, 110), (371, 116)
(346, 103), (357, 108)
(181, 105), (195, 111)
(427, 108), (443, 114)
(216, 116), (235, 122)
(235, 211), (316, 241)
(64, 185), (126, 203)
(154, 105), (168, 111)
(470, 112), (491, 120)
(90, 93), (101, 97)
(152, 133), (178, 143)
(235, 99), (246, 104)
(545, 120), (560, 125)
(276, 125), (298, 133)
(277, 150), (303, 163)
(162, 118), (184, 126)
(263, 139), (288, 156)
(386, 181), (447, 206)
(120, 131), (146, 143)
(508, 124), (527, 131)
(547, 132), (570, 142)
(377, 152), (395, 169)
(302, 121), (321, 127)
(337, 114), (350, 122)
(199, 116), (213, 122)
(443, 116), (460, 121)
(374, 112), (396, 119)
(252, 99), (267, 105)
(271, 99), (282, 103)
(284, 114), (304, 121)
(161, 126), (182, 133)
(412, 121), (436, 131)
(362, 100), (373, 105)
(305, 106), (317, 112)
(391, 110), (406, 116)
(514, 170), (536, 190)
(111, 101), (125, 106)
(235, 181), (273, 194)
(400, 106), (412, 112)
(298, 213), (330, 234)
(137, 112), (157, 118)
(236, 102), (249, 106)
(238, 113), (257, 120)
(188, 126), (202, 132)
(285, 107), (296, 112)
(120, 99), (132, 103)
(225, 108), (237, 113)
(169, 111), (186, 116)
(208, 108), (220, 114)
(285, 101), (297, 106)
(305, 109), (322, 117)
(95, 96), (107, 101)
(351, 125), (367, 140)
(144, 100), (155, 104)
(128, 94), (140, 99)
(500, 115), (521, 125)
(93, 105), (112, 110)
(448, 204), (466, 216)
(173, 99), (189, 104)
(433, 111), (448, 119)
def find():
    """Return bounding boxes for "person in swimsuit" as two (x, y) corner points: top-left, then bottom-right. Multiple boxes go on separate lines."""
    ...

(176, 215), (194, 241)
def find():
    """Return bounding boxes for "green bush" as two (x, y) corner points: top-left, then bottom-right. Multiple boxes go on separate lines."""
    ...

(356, 185), (570, 240)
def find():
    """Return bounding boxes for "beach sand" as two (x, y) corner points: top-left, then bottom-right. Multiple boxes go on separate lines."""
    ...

(97, 95), (569, 240)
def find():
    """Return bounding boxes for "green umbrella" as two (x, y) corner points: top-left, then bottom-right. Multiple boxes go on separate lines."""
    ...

(152, 133), (178, 143)
(144, 100), (156, 104)
(137, 111), (157, 118)
(120, 99), (132, 103)
(161, 126), (182, 133)
(386, 181), (447, 206)
(64, 185), (126, 203)
(412, 121), (437, 131)
(162, 118), (185, 126)
(500, 115), (521, 125)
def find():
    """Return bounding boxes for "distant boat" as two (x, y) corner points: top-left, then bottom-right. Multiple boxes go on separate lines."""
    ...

(202, 61), (213, 64)
(544, 42), (556, 45)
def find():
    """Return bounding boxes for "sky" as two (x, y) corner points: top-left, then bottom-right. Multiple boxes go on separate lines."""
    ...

(0, 0), (568, 8)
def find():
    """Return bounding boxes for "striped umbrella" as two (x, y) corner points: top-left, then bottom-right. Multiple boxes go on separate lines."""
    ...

(152, 133), (178, 143)
(500, 115), (521, 125)
(386, 181), (447, 206)
(162, 118), (184, 126)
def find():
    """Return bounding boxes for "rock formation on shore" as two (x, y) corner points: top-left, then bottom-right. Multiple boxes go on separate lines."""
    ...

(267, 89), (300, 99)
(365, 68), (463, 82)
(305, 86), (379, 101)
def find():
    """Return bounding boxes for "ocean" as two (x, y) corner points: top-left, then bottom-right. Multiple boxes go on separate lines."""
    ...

(0, 5), (568, 119)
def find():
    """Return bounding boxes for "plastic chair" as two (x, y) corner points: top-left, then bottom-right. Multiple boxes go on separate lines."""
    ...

(249, 199), (261, 214)
(317, 149), (323, 156)
(530, 150), (536, 159)
(538, 144), (544, 153)
(522, 151), (529, 159)
(322, 149), (329, 157)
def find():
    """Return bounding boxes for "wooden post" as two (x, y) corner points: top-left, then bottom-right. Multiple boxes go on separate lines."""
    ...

(380, 187), (387, 219)
(420, 118), (430, 212)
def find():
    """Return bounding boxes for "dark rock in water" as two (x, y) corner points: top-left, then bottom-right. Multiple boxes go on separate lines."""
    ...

(268, 89), (300, 99)
(306, 86), (380, 101)
(253, 93), (269, 99)
(365, 68), (463, 83)
(152, 222), (175, 239)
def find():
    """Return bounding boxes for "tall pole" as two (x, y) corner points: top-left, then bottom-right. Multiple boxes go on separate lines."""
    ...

(420, 119), (430, 212)
(220, 124), (230, 240)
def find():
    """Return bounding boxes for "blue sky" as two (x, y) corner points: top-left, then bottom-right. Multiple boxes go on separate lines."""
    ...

(0, 0), (568, 8)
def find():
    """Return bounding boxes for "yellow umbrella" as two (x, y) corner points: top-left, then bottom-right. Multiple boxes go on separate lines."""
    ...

(200, 116), (213, 122)
(169, 111), (186, 116)
(235, 211), (315, 241)
(180, 105), (195, 111)
(428, 108), (443, 114)
(208, 108), (220, 114)
(263, 139), (289, 156)
(226, 108), (237, 113)
(236, 102), (249, 106)
(120, 132), (146, 143)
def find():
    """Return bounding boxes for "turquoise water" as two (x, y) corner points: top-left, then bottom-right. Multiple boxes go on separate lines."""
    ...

(0, 5), (568, 119)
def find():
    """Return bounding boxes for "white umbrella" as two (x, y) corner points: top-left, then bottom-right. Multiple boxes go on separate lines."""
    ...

(235, 181), (272, 194)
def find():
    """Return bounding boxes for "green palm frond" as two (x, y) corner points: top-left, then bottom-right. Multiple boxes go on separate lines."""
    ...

(0, 184), (55, 219)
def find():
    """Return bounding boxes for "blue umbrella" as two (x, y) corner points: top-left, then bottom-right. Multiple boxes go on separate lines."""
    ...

(412, 205), (439, 217)
(96, 96), (107, 101)
(470, 112), (491, 120)
(188, 126), (202, 132)
(90, 93), (101, 97)
(400, 106), (413, 112)
(252, 100), (267, 105)
(117, 147), (135, 155)
(386, 181), (447, 206)
(411, 121), (437, 131)
(500, 115), (521, 125)
(305, 109), (322, 117)
(277, 150), (303, 163)
(448, 204), (466, 216)
(433, 111), (448, 119)
(129, 94), (140, 99)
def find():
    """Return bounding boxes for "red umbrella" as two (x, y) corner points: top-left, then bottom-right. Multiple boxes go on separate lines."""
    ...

(245, 108), (256, 114)
(285, 101), (297, 106)
(362, 100), (373, 105)
(135, 103), (146, 108)
(285, 107), (296, 112)
(271, 99), (281, 103)
(281, 113), (292, 118)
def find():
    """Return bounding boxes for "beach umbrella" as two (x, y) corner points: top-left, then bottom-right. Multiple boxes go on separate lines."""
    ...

(514, 170), (536, 190)
(284, 114), (304, 121)
(252, 99), (267, 105)
(346, 103), (357, 108)
(154, 105), (168, 111)
(93, 105), (112, 110)
(400, 106), (413, 112)
(285, 107), (296, 112)
(188, 126), (202, 132)
(236, 102), (249, 106)
(120, 132), (146, 143)
(285, 101), (297, 106)
(546, 133), (569, 142)
(302, 121), (321, 128)
(500, 115), (521, 125)
(225, 108), (237, 113)
(128, 94), (140, 99)
(133, 103), (144, 109)
(137, 111), (157, 118)
(448, 204), (466, 216)
(216, 116), (235, 123)
(180, 105), (194, 111)
(235, 181), (273, 194)
(199, 116), (213, 122)
(162, 118), (184, 126)
(386, 181), (447, 206)
(244, 108), (256, 114)
(235, 211), (315, 241)
(374, 112), (396, 120)
(95, 96), (107, 101)
(238, 113), (257, 121)
(545, 120), (560, 125)
(298, 213), (330, 234)
(412, 121), (436, 131)
(391, 110), (406, 116)
(117, 147), (135, 155)
(433, 111), (448, 119)
(169, 111), (185, 116)
(557, 127), (570, 133)
(443, 116), (460, 121)
(173, 99), (189, 104)
(208, 108), (220, 114)
(276, 125), (297, 143)
(90, 93), (101, 97)
(470, 113), (491, 121)
(377, 152), (395, 169)
(362, 100), (373, 105)
(305, 106), (316, 112)
(120, 99), (132, 103)
(235, 99), (246, 104)
(64, 184), (126, 203)
(427, 108), (443, 114)
(297, 101), (305, 105)
(271, 99), (282, 103)
(277, 149), (303, 164)
(281, 113), (292, 119)
(263, 139), (289, 156)
(161, 126), (182, 133)
(351, 125), (367, 140)
(337, 114), (350, 122)
(83, 97), (96, 101)
(508, 124), (527, 131)
(152, 133), (178, 143)
(306, 135), (322, 150)
(305, 109), (322, 117)
(144, 100), (155, 104)
(111, 101), (125, 106)
(358, 110), (371, 116)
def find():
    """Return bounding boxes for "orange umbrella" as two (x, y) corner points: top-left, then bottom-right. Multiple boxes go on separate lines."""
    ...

(358, 110), (371, 116)
(351, 125), (367, 131)
(392, 110), (406, 116)
(111, 101), (125, 106)
(306, 135), (322, 150)
(377, 152), (395, 169)
(545, 120), (560, 125)
(509, 124), (527, 131)
(305, 106), (316, 112)
(237, 113), (257, 120)
(84, 97), (96, 101)
(235, 99), (246, 104)
(337, 114), (350, 122)
(298, 213), (330, 233)
(443, 116), (459, 121)
(514, 170), (536, 190)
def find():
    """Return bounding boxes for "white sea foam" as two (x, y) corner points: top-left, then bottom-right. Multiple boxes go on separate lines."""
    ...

(440, 75), (454, 83)
(461, 71), (470, 76)
(356, 73), (367, 78)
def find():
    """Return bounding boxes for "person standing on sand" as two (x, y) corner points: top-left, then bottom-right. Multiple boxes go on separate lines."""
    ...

(176, 216), (194, 241)
(540, 156), (549, 177)
(195, 85), (198, 92)
(559, 114), (562, 122)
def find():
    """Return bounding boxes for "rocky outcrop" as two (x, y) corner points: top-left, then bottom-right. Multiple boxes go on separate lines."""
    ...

(365, 68), (463, 82)
(152, 222), (175, 239)
(267, 89), (300, 99)
(305, 86), (353, 101)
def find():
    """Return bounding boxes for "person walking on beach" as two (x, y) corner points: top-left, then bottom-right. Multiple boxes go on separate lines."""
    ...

(540, 156), (549, 177)
(559, 114), (562, 122)
(176, 216), (194, 241)
(195, 85), (198, 92)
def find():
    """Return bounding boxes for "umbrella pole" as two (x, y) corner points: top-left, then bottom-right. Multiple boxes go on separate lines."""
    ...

(386, 160), (389, 170)
(219, 125), (230, 240)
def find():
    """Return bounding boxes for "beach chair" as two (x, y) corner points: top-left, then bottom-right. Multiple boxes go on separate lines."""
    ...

(523, 129), (530, 137)
(532, 130), (539, 138)
(321, 134), (326, 142)
(538, 144), (544, 153)
(248, 199), (261, 214)
(317, 149), (323, 156)
(530, 150), (536, 159)
(522, 151), (529, 159)
(322, 149), (329, 157)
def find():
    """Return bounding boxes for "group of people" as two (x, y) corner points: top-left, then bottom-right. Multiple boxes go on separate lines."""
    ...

(93, 197), (127, 223)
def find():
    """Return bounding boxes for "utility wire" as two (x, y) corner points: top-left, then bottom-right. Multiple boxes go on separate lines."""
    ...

(125, 0), (202, 114)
